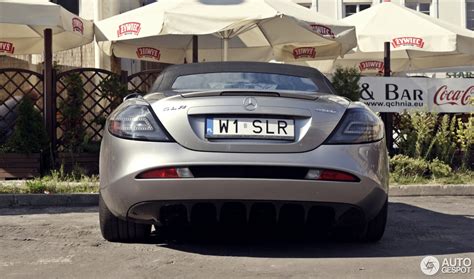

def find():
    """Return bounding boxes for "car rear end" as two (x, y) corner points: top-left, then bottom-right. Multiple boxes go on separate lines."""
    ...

(99, 62), (389, 242)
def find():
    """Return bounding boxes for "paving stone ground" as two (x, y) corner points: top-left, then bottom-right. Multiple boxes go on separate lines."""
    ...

(0, 196), (473, 278)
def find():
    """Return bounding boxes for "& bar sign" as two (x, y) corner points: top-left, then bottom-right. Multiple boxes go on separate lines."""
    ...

(359, 77), (473, 113)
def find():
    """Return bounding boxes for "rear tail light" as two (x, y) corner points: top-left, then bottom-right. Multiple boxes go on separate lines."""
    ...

(305, 169), (359, 182)
(137, 167), (357, 181)
(325, 106), (384, 144)
(136, 167), (193, 179)
(108, 104), (171, 142)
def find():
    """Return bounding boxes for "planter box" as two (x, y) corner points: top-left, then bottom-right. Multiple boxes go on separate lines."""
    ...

(57, 153), (99, 175)
(0, 153), (41, 180)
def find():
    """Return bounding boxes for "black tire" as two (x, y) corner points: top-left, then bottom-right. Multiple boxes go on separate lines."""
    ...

(362, 198), (388, 242)
(99, 193), (151, 242)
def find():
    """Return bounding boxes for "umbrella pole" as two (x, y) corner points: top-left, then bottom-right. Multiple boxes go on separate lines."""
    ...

(382, 41), (394, 155)
(223, 37), (229, 61)
(192, 35), (198, 63)
(384, 42), (391, 77)
(43, 28), (55, 149)
(222, 30), (230, 61)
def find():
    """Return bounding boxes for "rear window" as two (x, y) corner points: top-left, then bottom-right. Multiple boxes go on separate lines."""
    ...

(171, 72), (319, 92)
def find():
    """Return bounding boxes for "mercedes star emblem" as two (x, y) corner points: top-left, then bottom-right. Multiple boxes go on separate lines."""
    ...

(243, 97), (258, 111)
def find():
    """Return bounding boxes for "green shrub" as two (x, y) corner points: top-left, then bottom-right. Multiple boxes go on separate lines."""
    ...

(429, 158), (452, 178)
(390, 154), (472, 184)
(26, 180), (47, 193)
(20, 168), (99, 194)
(390, 154), (429, 177)
(396, 113), (473, 170)
(0, 145), (10, 153)
(96, 75), (129, 132)
(60, 73), (86, 153)
(430, 115), (457, 165)
(456, 117), (473, 169)
(403, 112), (436, 159)
(331, 67), (361, 101)
(99, 75), (128, 110)
(442, 173), (469, 185)
(4, 95), (49, 153)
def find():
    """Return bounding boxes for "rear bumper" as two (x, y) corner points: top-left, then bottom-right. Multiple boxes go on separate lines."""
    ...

(127, 200), (377, 228)
(100, 132), (389, 223)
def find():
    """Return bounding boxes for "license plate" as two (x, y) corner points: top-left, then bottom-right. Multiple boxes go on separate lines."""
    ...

(205, 117), (295, 140)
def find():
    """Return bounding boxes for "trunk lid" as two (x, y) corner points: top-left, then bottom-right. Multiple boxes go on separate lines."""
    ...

(148, 91), (349, 153)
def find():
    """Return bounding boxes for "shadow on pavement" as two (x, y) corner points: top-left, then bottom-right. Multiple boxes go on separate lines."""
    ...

(1, 201), (473, 258)
(154, 202), (474, 258)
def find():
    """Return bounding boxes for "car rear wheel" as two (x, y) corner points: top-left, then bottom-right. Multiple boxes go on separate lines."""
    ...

(333, 199), (388, 242)
(362, 198), (388, 242)
(99, 193), (151, 242)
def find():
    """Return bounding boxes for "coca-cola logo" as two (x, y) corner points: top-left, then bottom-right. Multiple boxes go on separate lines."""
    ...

(0, 41), (14, 54)
(310, 24), (335, 38)
(72, 18), (84, 34)
(117, 22), (141, 37)
(136, 47), (161, 61)
(359, 61), (384, 72)
(292, 47), (316, 59)
(434, 85), (473, 106)
(392, 37), (425, 48)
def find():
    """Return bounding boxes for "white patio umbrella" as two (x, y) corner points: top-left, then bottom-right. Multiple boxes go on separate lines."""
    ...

(298, 1), (474, 74)
(303, 51), (474, 75)
(0, 0), (94, 55)
(94, 0), (356, 63)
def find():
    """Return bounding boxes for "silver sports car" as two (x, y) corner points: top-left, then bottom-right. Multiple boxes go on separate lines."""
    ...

(99, 62), (388, 242)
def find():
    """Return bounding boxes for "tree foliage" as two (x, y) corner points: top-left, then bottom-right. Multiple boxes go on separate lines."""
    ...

(5, 95), (48, 153)
(99, 75), (129, 110)
(331, 67), (361, 101)
(60, 73), (86, 153)
(396, 112), (473, 170)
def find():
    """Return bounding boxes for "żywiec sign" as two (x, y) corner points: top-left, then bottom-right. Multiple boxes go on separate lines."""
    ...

(359, 77), (473, 113)
(292, 47), (316, 59)
(310, 24), (335, 39)
(72, 18), (84, 35)
(359, 61), (384, 73)
(0, 41), (14, 54)
(136, 47), (161, 61)
(117, 22), (141, 37)
(391, 37), (425, 48)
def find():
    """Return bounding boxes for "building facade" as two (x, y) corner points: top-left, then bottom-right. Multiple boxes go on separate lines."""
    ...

(4, 0), (474, 73)
(296, 0), (474, 30)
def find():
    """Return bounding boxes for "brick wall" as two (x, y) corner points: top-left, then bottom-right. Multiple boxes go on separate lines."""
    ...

(29, 42), (97, 70)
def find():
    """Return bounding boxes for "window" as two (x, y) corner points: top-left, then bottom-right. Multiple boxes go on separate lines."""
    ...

(298, 3), (312, 9)
(467, 0), (474, 30)
(293, 1), (312, 9)
(344, 3), (371, 17)
(171, 72), (319, 92)
(50, 0), (79, 15)
(406, 1), (431, 15)
(141, 0), (156, 6)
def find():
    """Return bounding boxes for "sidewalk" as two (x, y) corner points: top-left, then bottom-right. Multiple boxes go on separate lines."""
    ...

(390, 184), (474, 196)
(0, 184), (473, 208)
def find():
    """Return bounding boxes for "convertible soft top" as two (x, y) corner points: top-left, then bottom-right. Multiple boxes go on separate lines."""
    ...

(150, 61), (336, 94)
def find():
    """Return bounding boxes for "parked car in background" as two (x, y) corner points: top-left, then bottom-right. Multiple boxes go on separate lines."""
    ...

(99, 62), (389, 243)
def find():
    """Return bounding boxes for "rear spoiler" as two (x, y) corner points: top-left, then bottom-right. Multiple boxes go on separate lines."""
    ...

(180, 90), (319, 100)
